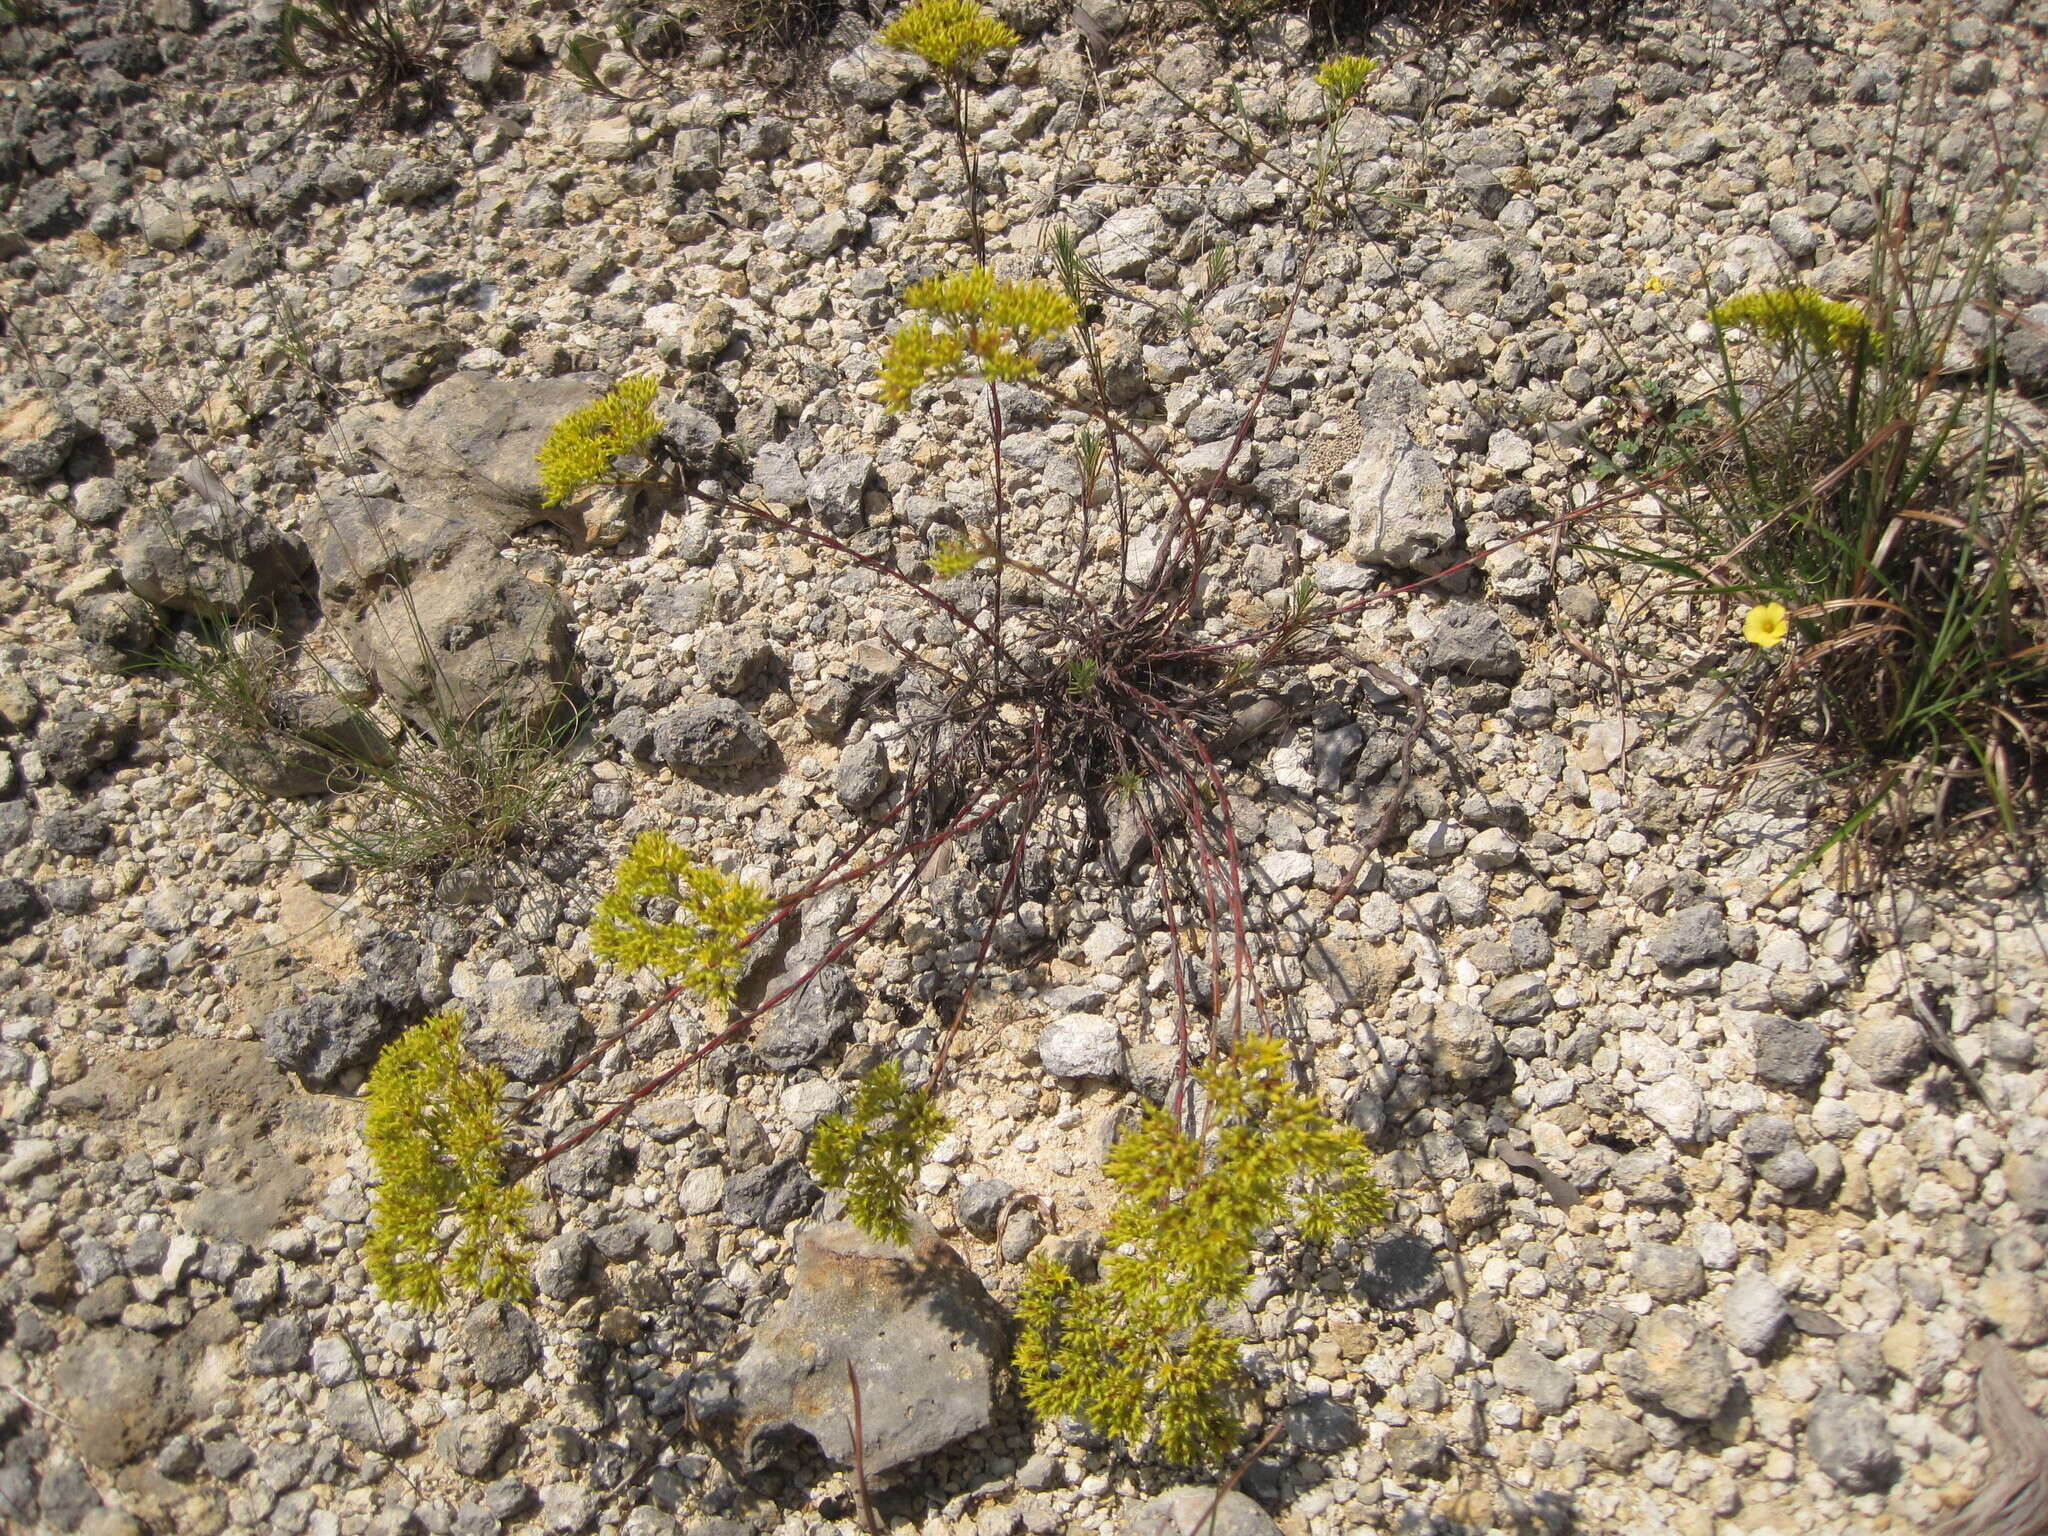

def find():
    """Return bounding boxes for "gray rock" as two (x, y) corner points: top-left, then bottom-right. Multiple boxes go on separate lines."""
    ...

(2005, 1152), (2048, 1218)
(724, 1222), (1008, 1477)
(340, 372), (610, 538)
(998, 1207), (1044, 1262)
(1806, 1392), (1897, 1491)
(1038, 1014), (1125, 1080)
(37, 808), (108, 857)
(461, 1300), (540, 1388)
(466, 974), (583, 1084)
(0, 877), (46, 940)
(324, 1382), (413, 1455)
(1124, 1487), (1280, 1536)
(955, 1179), (1014, 1241)
(1493, 1341), (1573, 1415)
(309, 496), (572, 740)
(652, 698), (772, 772)
(1085, 206), (1169, 280)
(1425, 606), (1522, 680)
(264, 983), (394, 1088)
(1384, 1425), (1448, 1479)
(1846, 1013), (1926, 1085)
(1616, 1308), (1735, 1421)
(0, 389), (83, 483)
(1421, 1004), (1507, 1090)
(2004, 303), (2048, 395)
(828, 43), (926, 108)
(1768, 209), (1818, 263)
(1751, 1014), (1828, 1089)
(534, 1230), (593, 1302)
(72, 590), (164, 654)
(722, 1157), (819, 1231)
(1723, 1269), (1788, 1356)
(1481, 973), (1552, 1024)
(1633, 1242), (1706, 1302)
(1647, 903), (1731, 972)
(71, 481), (125, 536)
(1577, 1404), (1651, 1471)
(246, 1315), (311, 1376)
(1356, 1231), (1447, 1310)
(804, 453), (877, 533)
(38, 707), (137, 787)
(1339, 412), (1458, 575)
(697, 631), (775, 696)
(376, 159), (456, 205)
(754, 960), (855, 1071)
(120, 499), (311, 618)
(436, 1413), (512, 1479)
(835, 736), (890, 811)
(1460, 1293), (1514, 1357)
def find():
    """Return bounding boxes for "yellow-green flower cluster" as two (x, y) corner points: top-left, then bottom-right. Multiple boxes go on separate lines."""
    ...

(536, 375), (661, 507)
(1315, 53), (1377, 106)
(879, 267), (1079, 408)
(1015, 1035), (1390, 1463)
(809, 1061), (951, 1244)
(1710, 288), (1871, 359)
(930, 535), (990, 578)
(589, 831), (772, 1011)
(364, 1010), (532, 1311)
(880, 0), (1017, 75)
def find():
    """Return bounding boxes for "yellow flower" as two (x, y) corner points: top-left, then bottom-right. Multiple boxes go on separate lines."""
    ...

(1643, 273), (1666, 293)
(1314, 54), (1378, 106)
(1743, 601), (1790, 648)
(878, 266), (1078, 408)
(1710, 288), (1871, 358)
(880, 0), (1017, 75)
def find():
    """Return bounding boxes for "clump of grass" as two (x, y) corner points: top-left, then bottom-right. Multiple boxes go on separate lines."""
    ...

(1591, 164), (2047, 870)
(159, 620), (581, 882)
(277, 0), (451, 124)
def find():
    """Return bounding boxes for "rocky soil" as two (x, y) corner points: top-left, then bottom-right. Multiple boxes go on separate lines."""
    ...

(2, 0), (2047, 1534)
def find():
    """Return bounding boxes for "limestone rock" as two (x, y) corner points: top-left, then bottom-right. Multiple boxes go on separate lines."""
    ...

(308, 496), (572, 739)
(340, 372), (610, 539)
(120, 498), (311, 617)
(1616, 1308), (1735, 1421)
(720, 1221), (1007, 1477)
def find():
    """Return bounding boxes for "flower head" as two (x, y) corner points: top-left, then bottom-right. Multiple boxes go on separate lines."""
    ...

(537, 376), (660, 507)
(1710, 288), (1871, 359)
(881, 0), (1017, 75)
(1743, 601), (1790, 648)
(878, 266), (1078, 408)
(1315, 54), (1377, 107)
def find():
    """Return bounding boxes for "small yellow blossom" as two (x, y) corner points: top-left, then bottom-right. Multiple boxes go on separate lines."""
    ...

(1643, 273), (1666, 293)
(1743, 601), (1790, 648)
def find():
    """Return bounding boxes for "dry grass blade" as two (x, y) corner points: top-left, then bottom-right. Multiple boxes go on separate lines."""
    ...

(1936, 1340), (2048, 1536)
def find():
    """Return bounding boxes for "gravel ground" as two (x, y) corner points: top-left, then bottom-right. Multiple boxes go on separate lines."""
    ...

(2, 1), (2047, 1534)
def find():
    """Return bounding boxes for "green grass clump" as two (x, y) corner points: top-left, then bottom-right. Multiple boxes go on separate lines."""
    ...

(364, 1011), (532, 1310)
(809, 1061), (951, 1244)
(1591, 167), (2047, 868)
(1014, 1036), (1390, 1464)
(588, 831), (772, 1012)
(537, 376), (661, 508)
